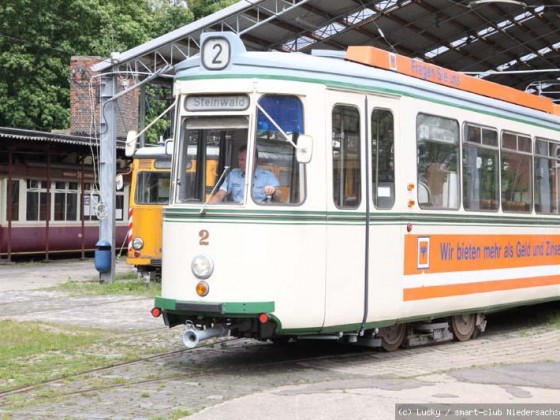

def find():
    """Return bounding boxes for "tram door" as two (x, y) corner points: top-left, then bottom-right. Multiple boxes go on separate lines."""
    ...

(367, 95), (401, 321)
(324, 93), (367, 328)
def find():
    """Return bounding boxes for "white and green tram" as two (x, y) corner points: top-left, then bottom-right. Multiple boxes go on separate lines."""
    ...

(153, 32), (560, 350)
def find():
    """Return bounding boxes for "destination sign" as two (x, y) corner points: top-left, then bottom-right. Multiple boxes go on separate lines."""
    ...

(185, 95), (250, 111)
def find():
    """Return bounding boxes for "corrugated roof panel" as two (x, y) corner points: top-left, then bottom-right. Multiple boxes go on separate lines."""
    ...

(88, 0), (560, 102)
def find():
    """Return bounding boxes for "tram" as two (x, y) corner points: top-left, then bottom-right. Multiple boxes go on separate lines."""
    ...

(152, 32), (560, 350)
(126, 145), (171, 280)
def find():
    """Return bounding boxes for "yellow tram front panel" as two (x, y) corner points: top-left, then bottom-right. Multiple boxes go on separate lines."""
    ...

(127, 147), (170, 275)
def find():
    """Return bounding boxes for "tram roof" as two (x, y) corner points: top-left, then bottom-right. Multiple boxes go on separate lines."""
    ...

(133, 145), (170, 159)
(92, 0), (560, 103)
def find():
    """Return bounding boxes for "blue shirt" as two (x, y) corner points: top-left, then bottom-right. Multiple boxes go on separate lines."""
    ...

(220, 168), (279, 202)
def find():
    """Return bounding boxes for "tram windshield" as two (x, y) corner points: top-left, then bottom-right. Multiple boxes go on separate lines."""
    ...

(135, 171), (171, 205)
(175, 95), (305, 205)
(175, 116), (247, 203)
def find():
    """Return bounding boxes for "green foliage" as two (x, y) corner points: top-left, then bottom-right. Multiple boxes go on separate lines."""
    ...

(0, 1), (74, 129)
(0, 0), (233, 132)
(0, 319), (172, 399)
(143, 84), (174, 144)
(149, 0), (194, 37)
(0, 320), (106, 392)
(1, 0), (160, 131)
(54, 277), (161, 297)
(187, 0), (238, 21)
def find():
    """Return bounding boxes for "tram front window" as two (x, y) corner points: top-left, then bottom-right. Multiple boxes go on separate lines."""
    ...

(256, 95), (305, 205)
(176, 116), (249, 204)
(136, 172), (170, 204)
(175, 95), (305, 206)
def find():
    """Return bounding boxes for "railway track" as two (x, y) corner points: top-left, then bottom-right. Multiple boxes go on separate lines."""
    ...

(0, 335), (234, 402)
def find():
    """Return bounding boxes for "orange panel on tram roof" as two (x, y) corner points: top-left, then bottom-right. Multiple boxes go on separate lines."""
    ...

(346, 45), (558, 116)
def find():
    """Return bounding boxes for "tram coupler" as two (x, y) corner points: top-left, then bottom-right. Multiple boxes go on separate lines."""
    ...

(182, 323), (228, 348)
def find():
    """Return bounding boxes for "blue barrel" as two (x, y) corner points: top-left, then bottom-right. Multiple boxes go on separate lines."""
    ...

(94, 240), (112, 273)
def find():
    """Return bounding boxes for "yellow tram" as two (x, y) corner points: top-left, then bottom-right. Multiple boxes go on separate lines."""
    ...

(127, 145), (171, 280)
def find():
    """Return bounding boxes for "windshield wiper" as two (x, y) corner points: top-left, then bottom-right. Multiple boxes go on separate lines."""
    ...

(199, 166), (230, 215)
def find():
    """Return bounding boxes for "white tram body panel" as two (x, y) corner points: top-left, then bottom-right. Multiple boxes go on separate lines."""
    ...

(162, 76), (331, 332)
(156, 32), (560, 346)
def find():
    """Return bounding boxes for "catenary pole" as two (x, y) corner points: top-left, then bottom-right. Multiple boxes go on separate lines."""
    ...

(98, 71), (117, 283)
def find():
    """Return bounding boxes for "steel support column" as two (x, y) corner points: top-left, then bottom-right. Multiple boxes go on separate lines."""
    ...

(98, 73), (118, 283)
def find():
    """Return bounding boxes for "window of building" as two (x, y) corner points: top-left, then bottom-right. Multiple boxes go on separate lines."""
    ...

(54, 181), (79, 221)
(26, 180), (48, 221)
(83, 183), (100, 221)
(8, 180), (19, 221)
(14, 180), (125, 223)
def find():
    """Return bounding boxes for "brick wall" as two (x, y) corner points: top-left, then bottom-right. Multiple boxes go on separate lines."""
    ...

(70, 56), (138, 139)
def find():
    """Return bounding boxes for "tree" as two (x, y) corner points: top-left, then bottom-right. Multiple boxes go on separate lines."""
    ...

(149, 0), (194, 36)
(0, 0), (157, 130)
(0, 0), (234, 132)
(187, 0), (238, 21)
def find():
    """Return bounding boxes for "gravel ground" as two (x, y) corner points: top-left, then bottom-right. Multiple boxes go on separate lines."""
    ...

(1, 259), (560, 420)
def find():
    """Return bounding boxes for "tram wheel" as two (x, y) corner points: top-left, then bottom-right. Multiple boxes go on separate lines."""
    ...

(450, 314), (476, 342)
(379, 323), (407, 351)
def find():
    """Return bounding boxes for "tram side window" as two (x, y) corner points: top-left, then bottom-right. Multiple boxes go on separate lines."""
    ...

(371, 109), (394, 209)
(332, 105), (361, 209)
(256, 95), (305, 205)
(501, 132), (532, 213)
(534, 138), (560, 214)
(462, 124), (499, 211)
(417, 114), (459, 210)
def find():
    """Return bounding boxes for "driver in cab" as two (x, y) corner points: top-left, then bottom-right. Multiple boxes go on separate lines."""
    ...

(210, 145), (280, 203)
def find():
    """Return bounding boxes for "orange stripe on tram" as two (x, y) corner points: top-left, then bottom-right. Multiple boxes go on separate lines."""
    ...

(404, 275), (560, 301)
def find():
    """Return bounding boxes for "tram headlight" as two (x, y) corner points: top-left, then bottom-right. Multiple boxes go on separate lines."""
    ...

(191, 254), (214, 279)
(131, 237), (144, 251)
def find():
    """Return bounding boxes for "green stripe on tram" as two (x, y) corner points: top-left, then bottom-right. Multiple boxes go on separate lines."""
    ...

(154, 297), (274, 315)
(163, 209), (560, 228)
(177, 74), (560, 131)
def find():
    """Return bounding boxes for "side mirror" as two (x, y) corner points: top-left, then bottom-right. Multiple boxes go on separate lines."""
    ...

(165, 139), (174, 155)
(115, 174), (124, 191)
(296, 134), (313, 164)
(125, 130), (138, 157)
